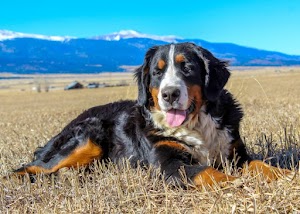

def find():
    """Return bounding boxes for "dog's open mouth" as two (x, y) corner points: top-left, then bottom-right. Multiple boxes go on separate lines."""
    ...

(165, 102), (195, 127)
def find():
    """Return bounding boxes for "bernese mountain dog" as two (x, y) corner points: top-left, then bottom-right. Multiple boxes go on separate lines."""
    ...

(14, 43), (291, 187)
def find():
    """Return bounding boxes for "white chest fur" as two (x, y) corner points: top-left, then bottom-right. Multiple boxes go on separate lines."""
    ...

(152, 105), (233, 166)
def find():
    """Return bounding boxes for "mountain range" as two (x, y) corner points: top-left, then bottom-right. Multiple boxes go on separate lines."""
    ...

(1, 29), (300, 74)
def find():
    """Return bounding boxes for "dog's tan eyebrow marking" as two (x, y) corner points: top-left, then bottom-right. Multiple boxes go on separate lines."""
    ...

(175, 54), (185, 63)
(157, 59), (166, 70)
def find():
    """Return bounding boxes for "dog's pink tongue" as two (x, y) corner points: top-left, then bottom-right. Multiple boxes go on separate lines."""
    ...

(166, 109), (186, 127)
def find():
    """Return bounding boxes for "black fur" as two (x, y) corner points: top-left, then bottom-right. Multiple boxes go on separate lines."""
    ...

(193, 44), (231, 102)
(135, 46), (158, 106)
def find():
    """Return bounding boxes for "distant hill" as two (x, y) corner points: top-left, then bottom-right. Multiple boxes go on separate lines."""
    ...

(1, 30), (300, 73)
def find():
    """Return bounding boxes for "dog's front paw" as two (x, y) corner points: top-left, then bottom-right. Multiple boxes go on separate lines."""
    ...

(244, 160), (294, 182)
(193, 167), (239, 188)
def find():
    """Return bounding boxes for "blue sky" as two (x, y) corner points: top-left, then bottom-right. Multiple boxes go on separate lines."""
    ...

(1, 0), (299, 55)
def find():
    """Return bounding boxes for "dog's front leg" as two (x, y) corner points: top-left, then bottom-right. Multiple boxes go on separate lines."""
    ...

(152, 140), (237, 188)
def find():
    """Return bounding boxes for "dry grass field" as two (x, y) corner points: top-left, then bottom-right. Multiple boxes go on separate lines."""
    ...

(0, 67), (300, 213)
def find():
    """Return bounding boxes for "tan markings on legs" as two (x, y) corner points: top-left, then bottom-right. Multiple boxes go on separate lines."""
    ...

(155, 140), (186, 151)
(193, 167), (237, 187)
(243, 160), (292, 182)
(149, 87), (160, 110)
(53, 138), (103, 170)
(17, 139), (103, 175)
(157, 59), (166, 70)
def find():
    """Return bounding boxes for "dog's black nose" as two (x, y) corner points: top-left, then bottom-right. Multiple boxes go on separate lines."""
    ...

(161, 87), (181, 104)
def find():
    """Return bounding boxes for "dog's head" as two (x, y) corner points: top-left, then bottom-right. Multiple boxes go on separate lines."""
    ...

(135, 42), (230, 128)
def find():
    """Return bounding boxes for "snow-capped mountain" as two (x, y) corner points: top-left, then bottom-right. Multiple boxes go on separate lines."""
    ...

(93, 30), (181, 43)
(0, 30), (75, 42)
(0, 29), (180, 43)
(1, 29), (300, 73)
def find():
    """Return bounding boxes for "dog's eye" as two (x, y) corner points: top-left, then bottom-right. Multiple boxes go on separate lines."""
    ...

(183, 66), (191, 73)
(182, 65), (192, 75)
(180, 61), (192, 75)
(153, 69), (163, 76)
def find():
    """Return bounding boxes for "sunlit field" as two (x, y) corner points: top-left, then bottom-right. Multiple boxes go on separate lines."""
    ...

(0, 67), (300, 213)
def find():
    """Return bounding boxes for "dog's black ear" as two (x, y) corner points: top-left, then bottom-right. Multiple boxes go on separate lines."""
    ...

(194, 45), (230, 101)
(134, 46), (158, 106)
